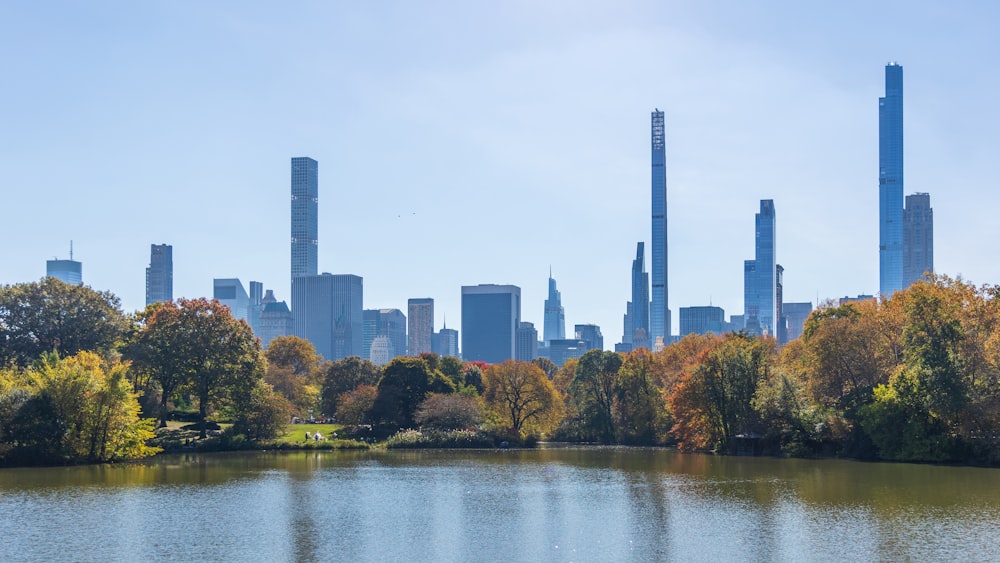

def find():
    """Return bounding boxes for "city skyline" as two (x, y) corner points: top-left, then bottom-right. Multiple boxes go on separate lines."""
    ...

(3, 3), (998, 346)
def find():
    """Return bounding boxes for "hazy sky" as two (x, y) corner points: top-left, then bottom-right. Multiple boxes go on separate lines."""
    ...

(2, 1), (999, 347)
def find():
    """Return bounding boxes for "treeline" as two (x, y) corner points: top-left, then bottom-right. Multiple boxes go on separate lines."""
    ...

(4, 275), (1000, 465)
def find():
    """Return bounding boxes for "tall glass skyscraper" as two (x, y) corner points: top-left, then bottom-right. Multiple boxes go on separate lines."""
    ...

(879, 63), (904, 296)
(407, 298), (434, 356)
(542, 270), (565, 345)
(650, 110), (670, 345)
(461, 284), (520, 363)
(291, 157), (318, 287)
(903, 193), (933, 286)
(145, 243), (172, 305)
(743, 200), (777, 336)
(292, 273), (363, 361)
(631, 242), (651, 350)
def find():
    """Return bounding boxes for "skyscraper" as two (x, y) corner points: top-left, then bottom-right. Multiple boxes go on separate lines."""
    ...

(46, 242), (81, 285)
(516, 322), (538, 361)
(407, 298), (434, 356)
(879, 63), (904, 296)
(542, 271), (565, 346)
(433, 322), (459, 357)
(679, 306), (727, 336)
(461, 284), (520, 364)
(291, 157), (318, 287)
(903, 193), (933, 287)
(650, 110), (670, 345)
(574, 324), (603, 352)
(292, 273), (363, 361)
(377, 308), (407, 361)
(630, 242), (650, 350)
(257, 290), (293, 349)
(145, 243), (172, 305)
(214, 278), (250, 322)
(743, 200), (777, 336)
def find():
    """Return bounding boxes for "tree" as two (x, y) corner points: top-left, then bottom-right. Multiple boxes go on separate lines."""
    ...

(483, 360), (563, 437)
(0, 278), (128, 368)
(533, 357), (558, 380)
(265, 336), (320, 378)
(613, 349), (667, 445)
(415, 393), (483, 430)
(130, 298), (264, 437)
(320, 357), (380, 417)
(370, 357), (455, 428)
(569, 350), (623, 442)
(232, 381), (291, 442)
(336, 385), (378, 426)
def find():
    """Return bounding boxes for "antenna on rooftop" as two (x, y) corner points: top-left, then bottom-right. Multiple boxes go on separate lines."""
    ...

(70, 240), (74, 260)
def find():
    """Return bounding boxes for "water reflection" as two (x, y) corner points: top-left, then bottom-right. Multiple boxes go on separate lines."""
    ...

(2, 447), (999, 561)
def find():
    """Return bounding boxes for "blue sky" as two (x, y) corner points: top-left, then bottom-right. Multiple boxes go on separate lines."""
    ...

(2, 1), (999, 346)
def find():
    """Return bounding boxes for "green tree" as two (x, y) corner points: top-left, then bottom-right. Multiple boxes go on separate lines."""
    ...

(483, 360), (563, 437)
(232, 381), (291, 442)
(131, 298), (264, 437)
(569, 350), (623, 442)
(321, 357), (380, 417)
(0, 278), (128, 368)
(370, 357), (455, 428)
(613, 349), (667, 445)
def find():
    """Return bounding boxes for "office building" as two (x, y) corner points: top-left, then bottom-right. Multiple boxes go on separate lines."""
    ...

(548, 338), (587, 367)
(292, 273), (363, 361)
(782, 302), (813, 343)
(145, 244), (173, 305)
(46, 243), (82, 285)
(461, 284), (520, 364)
(362, 309), (380, 361)
(679, 306), (727, 336)
(408, 298), (434, 356)
(650, 110), (670, 346)
(543, 271), (565, 345)
(631, 242), (651, 349)
(879, 63), (904, 296)
(370, 336), (393, 366)
(743, 200), (777, 336)
(378, 308), (407, 361)
(516, 322), (538, 361)
(574, 324), (603, 352)
(214, 278), (250, 322)
(257, 290), (293, 349)
(291, 157), (319, 286)
(433, 323), (459, 357)
(903, 193), (933, 286)
(839, 294), (875, 306)
(248, 281), (263, 333)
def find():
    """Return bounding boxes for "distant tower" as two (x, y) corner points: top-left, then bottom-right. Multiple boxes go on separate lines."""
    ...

(433, 318), (460, 358)
(292, 273), (363, 361)
(461, 284), (520, 363)
(879, 63), (904, 296)
(291, 157), (319, 288)
(903, 193), (933, 286)
(516, 322), (539, 361)
(214, 278), (250, 322)
(542, 269), (565, 345)
(145, 244), (173, 305)
(650, 109), (670, 344)
(407, 298), (434, 356)
(46, 242), (82, 285)
(631, 242), (651, 350)
(743, 200), (777, 336)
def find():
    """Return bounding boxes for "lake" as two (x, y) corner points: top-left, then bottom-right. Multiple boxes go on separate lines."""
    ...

(1, 446), (998, 561)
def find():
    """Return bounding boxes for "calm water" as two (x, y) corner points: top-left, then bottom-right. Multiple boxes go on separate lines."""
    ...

(1, 446), (998, 562)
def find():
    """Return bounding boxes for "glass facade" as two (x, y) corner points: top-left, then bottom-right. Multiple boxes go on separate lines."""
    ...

(679, 306), (726, 336)
(461, 284), (520, 364)
(433, 327), (459, 358)
(46, 259), (82, 285)
(743, 200), (776, 336)
(213, 278), (250, 322)
(145, 244), (172, 305)
(650, 110), (669, 343)
(903, 193), (933, 287)
(292, 273), (363, 361)
(291, 157), (318, 286)
(542, 273), (565, 345)
(407, 298), (434, 356)
(879, 63), (904, 295)
(516, 322), (538, 361)
(574, 324), (603, 352)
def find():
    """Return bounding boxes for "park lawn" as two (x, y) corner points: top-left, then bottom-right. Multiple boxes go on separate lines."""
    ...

(276, 423), (344, 444)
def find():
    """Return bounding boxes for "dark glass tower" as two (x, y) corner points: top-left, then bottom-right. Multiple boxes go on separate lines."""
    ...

(650, 110), (669, 345)
(879, 63), (904, 295)
(145, 243), (172, 305)
(291, 157), (319, 287)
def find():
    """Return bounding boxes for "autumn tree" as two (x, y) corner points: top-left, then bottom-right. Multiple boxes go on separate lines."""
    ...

(0, 278), (129, 368)
(569, 350), (623, 442)
(321, 357), (380, 417)
(370, 357), (455, 428)
(415, 393), (483, 430)
(613, 348), (667, 445)
(131, 298), (264, 437)
(265, 335), (321, 378)
(483, 360), (563, 437)
(336, 385), (378, 425)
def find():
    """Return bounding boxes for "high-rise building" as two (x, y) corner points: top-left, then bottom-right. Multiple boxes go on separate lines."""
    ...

(548, 338), (587, 367)
(369, 336), (393, 367)
(782, 302), (813, 343)
(879, 63), (904, 296)
(291, 157), (319, 287)
(145, 244), (172, 305)
(378, 308), (407, 361)
(516, 322), (538, 361)
(543, 271), (565, 345)
(743, 200), (777, 336)
(248, 281), (263, 333)
(433, 322), (459, 358)
(46, 243), (82, 285)
(631, 242), (651, 350)
(776, 264), (785, 344)
(292, 273), (363, 361)
(574, 324), (603, 352)
(903, 193), (933, 286)
(257, 289), (293, 349)
(214, 278), (250, 322)
(461, 284), (520, 364)
(407, 298), (434, 356)
(362, 309), (380, 361)
(650, 109), (670, 345)
(679, 306), (727, 336)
